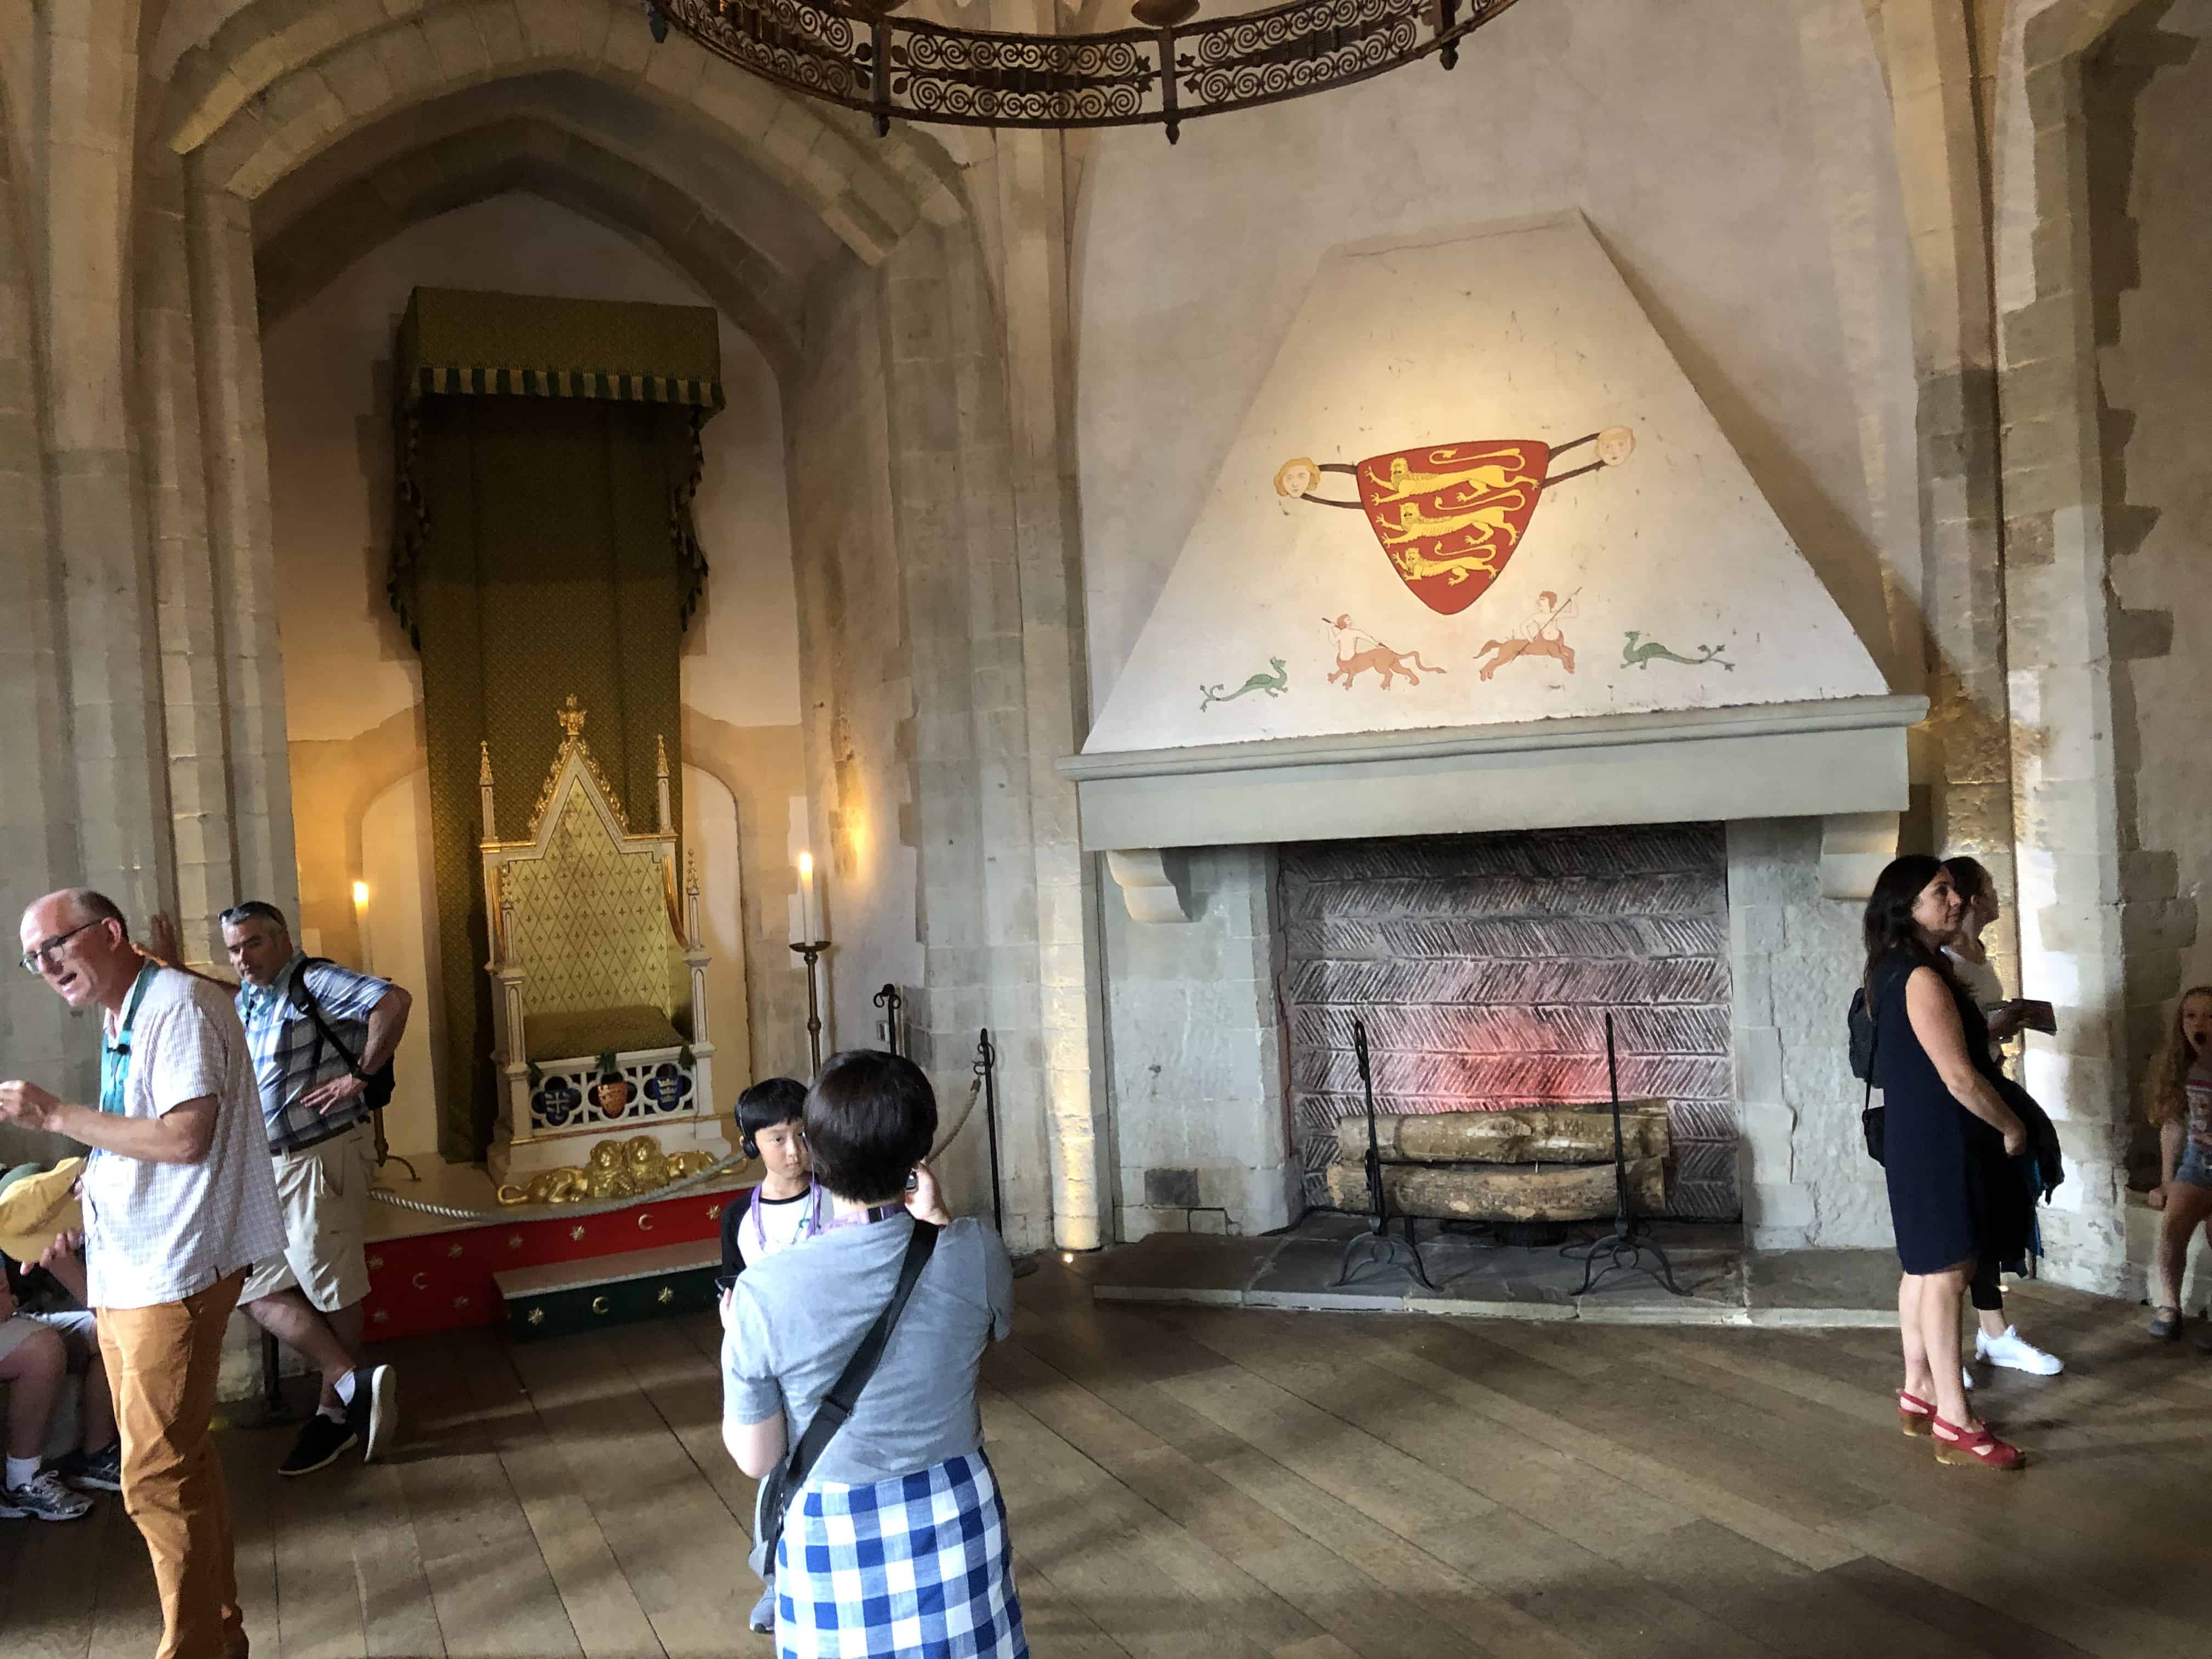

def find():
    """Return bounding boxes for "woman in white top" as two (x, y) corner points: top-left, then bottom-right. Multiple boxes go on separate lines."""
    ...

(1941, 856), (2064, 1376)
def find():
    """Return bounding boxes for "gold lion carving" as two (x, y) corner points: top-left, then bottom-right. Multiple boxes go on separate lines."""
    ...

(496, 1133), (718, 1206)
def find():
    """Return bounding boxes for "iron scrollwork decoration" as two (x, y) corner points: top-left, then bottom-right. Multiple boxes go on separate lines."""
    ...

(648, 0), (1527, 142)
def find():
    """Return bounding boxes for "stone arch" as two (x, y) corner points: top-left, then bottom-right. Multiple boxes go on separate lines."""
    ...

(253, 112), (806, 380)
(161, 0), (964, 262)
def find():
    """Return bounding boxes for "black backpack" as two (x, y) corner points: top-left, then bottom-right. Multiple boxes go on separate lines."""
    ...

(290, 958), (397, 1114)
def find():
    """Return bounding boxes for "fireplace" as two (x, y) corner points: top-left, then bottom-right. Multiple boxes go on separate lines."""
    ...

(1283, 824), (1735, 1220)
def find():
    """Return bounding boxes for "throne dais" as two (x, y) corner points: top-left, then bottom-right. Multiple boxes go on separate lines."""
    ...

(480, 698), (727, 1185)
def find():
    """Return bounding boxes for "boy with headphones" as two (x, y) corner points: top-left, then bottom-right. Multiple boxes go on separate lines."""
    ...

(716, 1076), (817, 1633)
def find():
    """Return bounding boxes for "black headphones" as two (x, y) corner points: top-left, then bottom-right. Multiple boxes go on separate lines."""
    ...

(741, 1128), (759, 1160)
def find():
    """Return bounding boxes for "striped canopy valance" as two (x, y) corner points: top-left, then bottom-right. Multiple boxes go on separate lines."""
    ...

(396, 288), (725, 411)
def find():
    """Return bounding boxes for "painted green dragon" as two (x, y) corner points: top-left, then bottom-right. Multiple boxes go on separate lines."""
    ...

(1621, 631), (1734, 672)
(1200, 657), (1290, 711)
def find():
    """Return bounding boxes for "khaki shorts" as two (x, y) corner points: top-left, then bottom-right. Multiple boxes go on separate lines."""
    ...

(0, 1308), (99, 1370)
(240, 1120), (374, 1312)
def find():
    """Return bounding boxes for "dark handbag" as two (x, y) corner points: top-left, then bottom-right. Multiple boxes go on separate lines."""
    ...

(290, 959), (396, 1113)
(755, 1219), (940, 1571)
(1857, 986), (1884, 1165)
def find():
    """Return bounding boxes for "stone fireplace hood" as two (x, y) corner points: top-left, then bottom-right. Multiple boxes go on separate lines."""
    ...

(1060, 213), (1922, 915)
(1060, 690), (1925, 916)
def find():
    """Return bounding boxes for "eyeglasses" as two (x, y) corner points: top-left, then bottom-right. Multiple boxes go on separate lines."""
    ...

(20, 920), (102, 974)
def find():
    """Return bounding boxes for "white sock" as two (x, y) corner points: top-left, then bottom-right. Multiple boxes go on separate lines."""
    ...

(5, 1454), (41, 1488)
(334, 1370), (358, 1407)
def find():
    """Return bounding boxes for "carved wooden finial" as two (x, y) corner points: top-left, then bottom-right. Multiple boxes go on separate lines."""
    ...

(656, 733), (670, 780)
(686, 848), (700, 895)
(557, 695), (586, 740)
(479, 741), (493, 784)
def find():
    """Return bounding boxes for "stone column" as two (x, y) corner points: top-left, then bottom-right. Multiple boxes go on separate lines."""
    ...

(187, 160), (300, 928)
(985, 15), (1110, 1249)
(138, 156), (239, 963)
(0, 72), (91, 1144)
(36, 0), (170, 919)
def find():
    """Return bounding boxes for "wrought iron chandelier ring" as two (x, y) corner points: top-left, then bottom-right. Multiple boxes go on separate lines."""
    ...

(645, 0), (1527, 142)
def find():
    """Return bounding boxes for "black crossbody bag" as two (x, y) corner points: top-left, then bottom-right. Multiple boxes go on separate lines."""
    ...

(755, 1219), (940, 1569)
(290, 958), (396, 1115)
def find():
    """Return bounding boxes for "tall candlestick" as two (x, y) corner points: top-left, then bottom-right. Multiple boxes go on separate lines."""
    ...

(798, 850), (821, 943)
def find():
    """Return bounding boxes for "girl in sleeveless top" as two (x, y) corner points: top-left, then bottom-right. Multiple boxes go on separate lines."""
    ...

(2145, 986), (2212, 1348)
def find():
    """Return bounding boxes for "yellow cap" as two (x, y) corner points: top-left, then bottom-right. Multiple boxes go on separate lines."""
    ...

(0, 1158), (84, 1266)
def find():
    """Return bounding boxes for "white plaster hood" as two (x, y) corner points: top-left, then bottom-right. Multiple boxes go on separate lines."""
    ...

(1061, 214), (1922, 882)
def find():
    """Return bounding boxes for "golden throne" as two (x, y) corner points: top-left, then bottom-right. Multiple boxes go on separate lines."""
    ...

(479, 698), (726, 1185)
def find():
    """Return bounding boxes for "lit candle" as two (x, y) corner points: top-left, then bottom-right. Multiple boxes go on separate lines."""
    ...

(798, 851), (820, 944)
(352, 879), (372, 971)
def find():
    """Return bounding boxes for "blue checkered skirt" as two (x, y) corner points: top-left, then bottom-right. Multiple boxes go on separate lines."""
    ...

(775, 1451), (1026, 1658)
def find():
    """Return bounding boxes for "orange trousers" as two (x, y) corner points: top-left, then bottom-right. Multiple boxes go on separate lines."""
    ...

(98, 1271), (249, 1659)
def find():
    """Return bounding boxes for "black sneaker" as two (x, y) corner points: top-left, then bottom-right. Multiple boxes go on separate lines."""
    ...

(0, 1469), (94, 1521)
(278, 1412), (359, 1477)
(344, 1364), (397, 1464)
(53, 1443), (123, 1493)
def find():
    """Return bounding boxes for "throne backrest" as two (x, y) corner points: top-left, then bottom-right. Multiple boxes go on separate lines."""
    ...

(498, 780), (685, 1023)
(482, 709), (691, 1043)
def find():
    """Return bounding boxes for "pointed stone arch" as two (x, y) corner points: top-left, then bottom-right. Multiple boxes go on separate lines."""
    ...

(160, 0), (964, 261)
(253, 112), (808, 379)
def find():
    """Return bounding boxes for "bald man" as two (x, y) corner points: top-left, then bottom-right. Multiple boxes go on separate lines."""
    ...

(0, 889), (282, 1659)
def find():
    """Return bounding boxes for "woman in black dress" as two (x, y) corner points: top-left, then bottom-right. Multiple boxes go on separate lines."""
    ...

(1863, 856), (2030, 1470)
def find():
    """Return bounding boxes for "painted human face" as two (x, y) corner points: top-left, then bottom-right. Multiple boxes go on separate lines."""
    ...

(222, 917), (294, 987)
(1595, 427), (1635, 467)
(1274, 459), (1318, 498)
(753, 1119), (811, 1194)
(1910, 870), (1965, 945)
(2180, 992), (2212, 1058)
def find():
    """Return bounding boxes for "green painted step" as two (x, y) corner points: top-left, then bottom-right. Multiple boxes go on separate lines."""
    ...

(496, 1240), (721, 1342)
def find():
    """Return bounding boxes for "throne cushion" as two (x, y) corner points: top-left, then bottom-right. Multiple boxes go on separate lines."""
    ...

(524, 1005), (689, 1063)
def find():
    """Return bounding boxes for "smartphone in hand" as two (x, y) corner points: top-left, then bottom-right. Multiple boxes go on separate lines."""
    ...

(2013, 998), (2057, 1035)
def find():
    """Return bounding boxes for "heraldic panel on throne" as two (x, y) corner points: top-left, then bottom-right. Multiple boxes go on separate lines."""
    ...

(480, 696), (726, 1185)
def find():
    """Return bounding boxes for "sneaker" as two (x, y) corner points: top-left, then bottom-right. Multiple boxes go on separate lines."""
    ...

(345, 1364), (397, 1464)
(53, 1443), (123, 1493)
(1977, 1325), (2063, 1375)
(278, 1411), (359, 1477)
(2148, 1305), (2182, 1340)
(748, 1583), (776, 1634)
(0, 1468), (94, 1521)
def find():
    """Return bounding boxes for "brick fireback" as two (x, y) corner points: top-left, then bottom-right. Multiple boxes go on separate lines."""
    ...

(1283, 824), (1736, 1220)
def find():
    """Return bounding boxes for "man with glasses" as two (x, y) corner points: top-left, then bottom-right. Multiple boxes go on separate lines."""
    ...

(206, 901), (404, 1477)
(0, 888), (284, 1659)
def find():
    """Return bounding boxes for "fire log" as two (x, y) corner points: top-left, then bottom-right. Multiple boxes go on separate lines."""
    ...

(1333, 1103), (1671, 1166)
(1326, 1155), (1666, 1223)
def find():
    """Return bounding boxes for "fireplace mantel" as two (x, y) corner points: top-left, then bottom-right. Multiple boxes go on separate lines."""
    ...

(1059, 692), (1925, 885)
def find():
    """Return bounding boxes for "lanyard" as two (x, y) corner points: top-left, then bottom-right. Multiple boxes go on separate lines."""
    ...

(742, 1183), (830, 1261)
(98, 962), (157, 1116)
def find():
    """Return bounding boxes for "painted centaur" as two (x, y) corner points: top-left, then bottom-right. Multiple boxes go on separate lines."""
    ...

(1324, 616), (1447, 689)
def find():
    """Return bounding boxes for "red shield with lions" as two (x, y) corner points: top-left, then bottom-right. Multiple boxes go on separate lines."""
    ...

(1355, 440), (1549, 616)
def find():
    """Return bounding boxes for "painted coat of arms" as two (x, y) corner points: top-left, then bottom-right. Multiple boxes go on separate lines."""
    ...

(1276, 428), (1634, 617)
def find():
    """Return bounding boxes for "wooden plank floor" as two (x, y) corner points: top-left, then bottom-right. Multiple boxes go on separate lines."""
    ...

(6, 1266), (2206, 1657)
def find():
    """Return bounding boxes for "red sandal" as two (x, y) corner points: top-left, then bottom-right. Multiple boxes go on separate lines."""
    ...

(1931, 1414), (2026, 1470)
(1897, 1391), (1934, 1437)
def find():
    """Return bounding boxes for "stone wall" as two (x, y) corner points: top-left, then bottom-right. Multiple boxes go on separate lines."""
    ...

(1103, 847), (1293, 1240)
(2084, 9), (2212, 1176)
(1728, 819), (1889, 1250)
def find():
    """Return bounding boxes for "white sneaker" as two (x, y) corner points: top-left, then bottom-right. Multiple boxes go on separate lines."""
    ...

(1962, 1365), (1974, 1391)
(1976, 1325), (2063, 1375)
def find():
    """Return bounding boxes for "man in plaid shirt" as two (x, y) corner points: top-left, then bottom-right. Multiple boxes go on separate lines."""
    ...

(219, 901), (408, 1478)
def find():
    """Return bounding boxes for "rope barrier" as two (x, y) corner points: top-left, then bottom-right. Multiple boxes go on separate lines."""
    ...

(366, 1150), (749, 1223)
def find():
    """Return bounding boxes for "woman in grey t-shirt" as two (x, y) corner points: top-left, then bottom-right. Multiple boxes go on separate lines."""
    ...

(721, 1050), (1025, 1658)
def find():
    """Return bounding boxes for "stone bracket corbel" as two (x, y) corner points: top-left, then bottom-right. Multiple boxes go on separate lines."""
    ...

(1819, 812), (1901, 901)
(1105, 849), (1191, 923)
